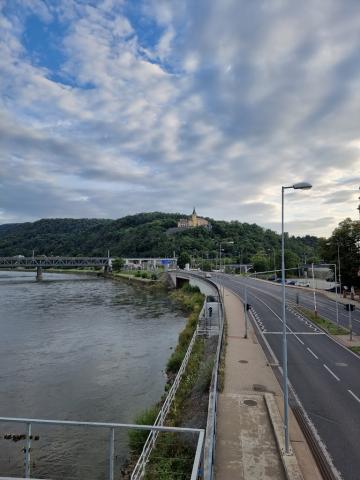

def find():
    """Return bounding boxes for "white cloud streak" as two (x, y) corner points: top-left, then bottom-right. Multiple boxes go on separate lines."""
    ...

(0, 0), (359, 235)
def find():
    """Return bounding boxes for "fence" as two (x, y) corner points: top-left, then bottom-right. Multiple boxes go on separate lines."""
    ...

(201, 281), (225, 480)
(0, 417), (204, 480)
(131, 325), (200, 479)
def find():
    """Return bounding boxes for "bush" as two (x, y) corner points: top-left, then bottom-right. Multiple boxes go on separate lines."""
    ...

(182, 283), (201, 294)
(128, 406), (159, 453)
(166, 350), (185, 373)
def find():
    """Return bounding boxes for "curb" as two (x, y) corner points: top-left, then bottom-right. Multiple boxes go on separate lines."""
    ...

(264, 393), (304, 480)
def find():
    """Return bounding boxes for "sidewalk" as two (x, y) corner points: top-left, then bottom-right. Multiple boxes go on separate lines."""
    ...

(214, 288), (322, 480)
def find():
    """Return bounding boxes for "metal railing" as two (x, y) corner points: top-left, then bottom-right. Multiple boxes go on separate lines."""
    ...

(0, 417), (204, 480)
(131, 324), (200, 479)
(202, 281), (224, 480)
(0, 257), (110, 268)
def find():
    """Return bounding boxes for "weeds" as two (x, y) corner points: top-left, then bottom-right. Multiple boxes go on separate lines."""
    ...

(295, 306), (348, 335)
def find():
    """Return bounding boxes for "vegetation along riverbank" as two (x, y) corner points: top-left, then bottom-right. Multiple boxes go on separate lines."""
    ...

(121, 282), (217, 479)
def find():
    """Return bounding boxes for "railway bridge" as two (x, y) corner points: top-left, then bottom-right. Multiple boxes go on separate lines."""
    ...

(0, 256), (111, 280)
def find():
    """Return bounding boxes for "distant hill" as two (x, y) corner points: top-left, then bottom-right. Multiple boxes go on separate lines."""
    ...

(0, 213), (319, 263)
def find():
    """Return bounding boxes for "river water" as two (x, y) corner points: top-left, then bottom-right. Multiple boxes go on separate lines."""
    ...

(0, 271), (186, 479)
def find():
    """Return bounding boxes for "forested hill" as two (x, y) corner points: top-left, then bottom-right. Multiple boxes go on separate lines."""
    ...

(0, 213), (319, 264)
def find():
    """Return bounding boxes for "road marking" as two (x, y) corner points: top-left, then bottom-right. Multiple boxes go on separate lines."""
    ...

(307, 348), (319, 360)
(348, 390), (360, 404)
(264, 331), (325, 335)
(323, 364), (340, 381)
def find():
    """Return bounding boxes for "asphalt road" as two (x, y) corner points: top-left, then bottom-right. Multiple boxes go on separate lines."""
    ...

(240, 276), (360, 336)
(215, 273), (360, 480)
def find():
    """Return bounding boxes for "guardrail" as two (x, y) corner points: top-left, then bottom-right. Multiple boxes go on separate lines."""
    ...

(0, 417), (204, 480)
(202, 278), (224, 480)
(131, 325), (200, 479)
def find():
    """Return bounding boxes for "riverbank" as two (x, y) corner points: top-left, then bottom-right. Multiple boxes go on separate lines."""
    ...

(0, 270), (186, 479)
(122, 283), (217, 479)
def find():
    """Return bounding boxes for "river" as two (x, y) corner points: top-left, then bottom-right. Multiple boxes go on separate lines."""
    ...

(0, 271), (186, 479)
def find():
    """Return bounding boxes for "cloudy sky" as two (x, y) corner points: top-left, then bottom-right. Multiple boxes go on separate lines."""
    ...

(1, 0), (359, 236)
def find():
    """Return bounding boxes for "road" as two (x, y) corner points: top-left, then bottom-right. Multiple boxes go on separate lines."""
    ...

(241, 276), (360, 336)
(215, 273), (360, 480)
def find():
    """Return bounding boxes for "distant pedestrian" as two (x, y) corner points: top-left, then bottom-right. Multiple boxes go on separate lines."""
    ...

(208, 306), (213, 317)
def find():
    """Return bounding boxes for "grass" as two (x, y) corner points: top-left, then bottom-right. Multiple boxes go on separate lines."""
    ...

(128, 406), (159, 454)
(295, 306), (349, 335)
(218, 313), (227, 392)
(127, 283), (208, 479)
(166, 285), (204, 374)
(349, 346), (360, 355)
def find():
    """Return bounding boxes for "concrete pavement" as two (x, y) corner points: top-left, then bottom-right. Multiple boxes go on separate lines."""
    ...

(214, 288), (322, 480)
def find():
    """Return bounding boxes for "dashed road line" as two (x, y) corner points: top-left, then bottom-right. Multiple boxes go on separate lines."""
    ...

(263, 331), (324, 335)
(323, 364), (340, 381)
(348, 390), (360, 404)
(307, 347), (319, 360)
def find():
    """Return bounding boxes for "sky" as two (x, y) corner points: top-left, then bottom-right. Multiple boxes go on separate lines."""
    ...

(0, 0), (359, 237)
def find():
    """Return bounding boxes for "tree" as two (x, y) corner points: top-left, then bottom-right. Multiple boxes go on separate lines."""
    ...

(112, 257), (124, 271)
(177, 251), (191, 269)
(284, 250), (300, 273)
(320, 218), (360, 287)
(202, 261), (212, 272)
(250, 252), (270, 273)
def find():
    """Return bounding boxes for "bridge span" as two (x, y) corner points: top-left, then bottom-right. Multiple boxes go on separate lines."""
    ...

(0, 257), (111, 280)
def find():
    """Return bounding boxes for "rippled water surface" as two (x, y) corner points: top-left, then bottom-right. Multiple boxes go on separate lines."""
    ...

(0, 271), (185, 479)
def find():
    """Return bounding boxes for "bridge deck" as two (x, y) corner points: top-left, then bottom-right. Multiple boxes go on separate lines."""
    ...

(0, 257), (110, 268)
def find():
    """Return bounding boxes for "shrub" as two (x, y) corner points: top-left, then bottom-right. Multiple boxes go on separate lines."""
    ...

(166, 350), (185, 373)
(128, 406), (159, 453)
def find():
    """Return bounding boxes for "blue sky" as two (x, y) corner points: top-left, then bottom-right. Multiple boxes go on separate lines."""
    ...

(0, 0), (359, 236)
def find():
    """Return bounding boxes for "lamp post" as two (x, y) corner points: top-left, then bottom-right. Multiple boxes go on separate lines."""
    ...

(219, 240), (234, 300)
(337, 243), (342, 294)
(281, 181), (312, 454)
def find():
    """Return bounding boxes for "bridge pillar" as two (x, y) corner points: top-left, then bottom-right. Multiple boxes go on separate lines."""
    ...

(36, 266), (43, 281)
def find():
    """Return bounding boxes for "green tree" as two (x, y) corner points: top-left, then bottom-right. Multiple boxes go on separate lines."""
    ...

(284, 250), (300, 273)
(177, 251), (191, 269)
(250, 252), (270, 273)
(112, 257), (124, 271)
(320, 218), (360, 287)
(202, 261), (212, 271)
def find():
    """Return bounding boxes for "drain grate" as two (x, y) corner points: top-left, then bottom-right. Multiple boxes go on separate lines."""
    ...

(243, 399), (257, 407)
(253, 384), (267, 392)
(238, 360), (248, 364)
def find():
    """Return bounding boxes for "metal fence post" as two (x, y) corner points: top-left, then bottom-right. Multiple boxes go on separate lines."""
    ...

(25, 422), (32, 478)
(109, 427), (115, 480)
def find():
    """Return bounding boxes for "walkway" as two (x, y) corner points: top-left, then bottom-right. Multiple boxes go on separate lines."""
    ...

(214, 288), (322, 480)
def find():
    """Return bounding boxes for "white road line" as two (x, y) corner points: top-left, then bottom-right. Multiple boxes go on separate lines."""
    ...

(348, 390), (360, 404)
(264, 332), (324, 335)
(307, 347), (319, 359)
(323, 364), (340, 381)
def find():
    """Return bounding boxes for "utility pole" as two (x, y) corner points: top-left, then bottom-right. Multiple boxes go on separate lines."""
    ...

(312, 263), (317, 317)
(244, 284), (248, 339)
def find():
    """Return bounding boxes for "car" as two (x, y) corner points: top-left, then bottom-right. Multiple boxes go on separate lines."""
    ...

(205, 273), (212, 278)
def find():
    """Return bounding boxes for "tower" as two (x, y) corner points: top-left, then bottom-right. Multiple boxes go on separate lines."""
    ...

(191, 207), (197, 227)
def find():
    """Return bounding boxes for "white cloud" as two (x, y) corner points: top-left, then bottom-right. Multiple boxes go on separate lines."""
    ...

(0, 0), (359, 234)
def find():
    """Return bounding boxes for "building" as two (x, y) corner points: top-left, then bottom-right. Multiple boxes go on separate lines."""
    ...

(177, 208), (210, 229)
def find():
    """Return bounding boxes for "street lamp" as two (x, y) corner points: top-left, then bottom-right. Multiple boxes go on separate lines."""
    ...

(219, 240), (234, 273)
(281, 181), (312, 454)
